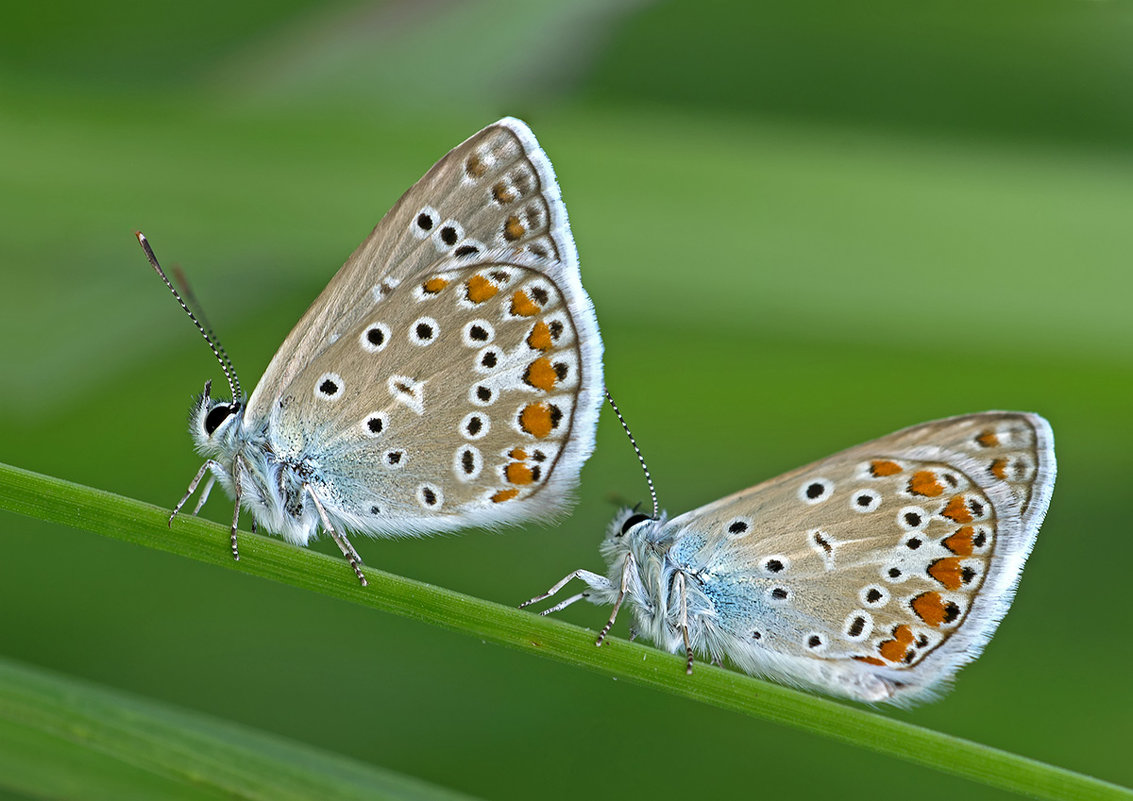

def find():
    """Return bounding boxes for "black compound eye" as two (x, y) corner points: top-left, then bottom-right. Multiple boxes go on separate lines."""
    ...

(620, 513), (652, 536)
(204, 404), (233, 435)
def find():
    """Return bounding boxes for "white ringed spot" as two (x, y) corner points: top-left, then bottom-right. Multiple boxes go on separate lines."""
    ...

(850, 488), (882, 513)
(799, 478), (834, 505)
(454, 446), (483, 482)
(474, 347), (503, 373)
(314, 373), (344, 401)
(362, 412), (388, 438)
(410, 205), (439, 239)
(361, 323), (390, 353)
(804, 632), (828, 653)
(416, 483), (443, 508)
(462, 319), (495, 347)
(897, 506), (928, 531)
(766, 586), (791, 605)
(453, 239), (484, 260)
(807, 528), (836, 568)
(408, 317), (440, 346)
(460, 412), (490, 440)
(469, 384), (496, 407)
(431, 219), (463, 252)
(724, 517), (752, 539)
(842, 612), (874, 642)
(860, 585), (890, 608)
(882, 564), (910, 584)
(761, 555), (790, 575)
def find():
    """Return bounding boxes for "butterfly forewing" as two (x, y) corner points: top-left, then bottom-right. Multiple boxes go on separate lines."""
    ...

(246, 118), (584, 423)
(667, 412), (1053, 695)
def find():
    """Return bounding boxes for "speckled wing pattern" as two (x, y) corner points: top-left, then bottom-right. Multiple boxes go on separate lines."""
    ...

(668, 412), (1054, 701)
(244, 119), (603, 536)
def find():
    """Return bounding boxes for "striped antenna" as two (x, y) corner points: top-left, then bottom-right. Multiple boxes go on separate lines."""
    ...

(137, 232), (243, 401)
(604, 389), (659, 520)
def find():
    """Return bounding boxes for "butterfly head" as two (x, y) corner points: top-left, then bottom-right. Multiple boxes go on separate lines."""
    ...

(189, 379), (245, 457)
(600, 507), (696, 650)
(614, 509), (655, 538)
(601, 507), (669, 562)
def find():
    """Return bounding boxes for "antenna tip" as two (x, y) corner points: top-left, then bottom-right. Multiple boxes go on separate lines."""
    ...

(135, 231), (147, 243)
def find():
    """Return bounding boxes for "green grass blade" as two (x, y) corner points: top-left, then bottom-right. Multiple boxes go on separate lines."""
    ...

(0, 655), (479, 801)
(0, 461), (1128, 801)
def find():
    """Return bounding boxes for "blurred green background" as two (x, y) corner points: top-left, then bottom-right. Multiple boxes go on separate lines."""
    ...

(2, 0), (1131, 798)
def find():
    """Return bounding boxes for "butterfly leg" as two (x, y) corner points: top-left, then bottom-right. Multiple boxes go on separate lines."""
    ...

(191, 475), (215, 515)
(596, 552), (637, 647)
(169, 460), (220, 526)
(305, 485), (368, 587)
(537, 591), (591, 616)
(229, 455), (244, 562)
(676, 571), (694, 675)
(519, 570), (610, 610)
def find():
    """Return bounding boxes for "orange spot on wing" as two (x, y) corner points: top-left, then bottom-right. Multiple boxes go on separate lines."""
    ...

(524, 357), (558, 391)
(491, 488), (519, 503)
(976, 430), (1000, 448)
(503, 214), (525, 241)
(465, 154), (486, 178)
(509, 448), (527, 460)
(870, 460), (902, 477)
(423, 277), (449, 294)
(908, 470), (944, 497)
(506, 463), (536, 485)
(912, 592), (959, 627)
(493, 182), (516, 203)
(519, 403), (557, 438)
(466, 274), (498, 303)
(942, 526), (975, 556)
(941, 495), (973, 523)
(511, 290), (541, 317)
(878, 625), (915, 662)
(878, 640), (907, 662)
(989, 458), (1008, 480)
(928, 558), (964, 590)
(527, 320), (553, 351)
(854, 656), (886, 666)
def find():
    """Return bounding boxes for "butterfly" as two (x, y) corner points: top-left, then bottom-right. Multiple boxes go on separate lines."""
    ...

(141, 118), (603, 585)
(522, 412), (1055, 704)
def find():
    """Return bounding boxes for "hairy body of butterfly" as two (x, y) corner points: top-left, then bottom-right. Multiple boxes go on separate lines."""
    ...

(523, 412), (1055, 705)
(148, 118), (604, 585)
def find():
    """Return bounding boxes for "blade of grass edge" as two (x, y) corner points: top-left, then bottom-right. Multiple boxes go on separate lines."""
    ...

(0, 655), (481, 801)
(0, 461), (1128, 801)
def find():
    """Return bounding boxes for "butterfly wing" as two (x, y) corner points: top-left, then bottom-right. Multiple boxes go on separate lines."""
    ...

(666, 412), (1054, 702)
(247, 118), (591, 418)
(245, 119), (602, 535)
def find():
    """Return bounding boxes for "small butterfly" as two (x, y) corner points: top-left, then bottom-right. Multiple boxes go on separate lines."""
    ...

(141, 118), (603, 585)
(523, 412), (1055, 704)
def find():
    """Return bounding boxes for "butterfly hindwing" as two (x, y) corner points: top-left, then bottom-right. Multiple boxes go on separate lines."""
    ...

(656, 412), (1054, 700)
